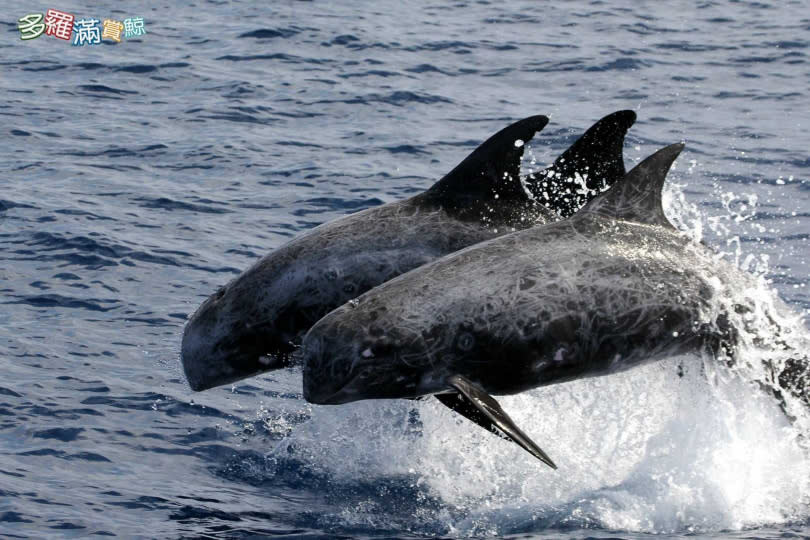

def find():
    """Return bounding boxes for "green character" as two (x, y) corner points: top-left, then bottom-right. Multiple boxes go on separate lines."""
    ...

(18, 13), (45, 40)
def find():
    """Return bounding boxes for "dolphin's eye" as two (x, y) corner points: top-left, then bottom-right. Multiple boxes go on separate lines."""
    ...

(456, 332), (475, 352)
(364, 342), (394, 359)
(343, 282), (356, 295)
(357, 366), (373, 379)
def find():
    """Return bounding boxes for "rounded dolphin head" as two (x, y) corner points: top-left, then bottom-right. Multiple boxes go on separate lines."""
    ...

(181, 267), (301, 391)
(180, 238), (397, 392)
(300, 286), (530, 404)
(301, 297), (441, 404)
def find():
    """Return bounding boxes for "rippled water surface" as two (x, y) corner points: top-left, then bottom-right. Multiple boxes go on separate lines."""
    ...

(2, 0), (810, 537)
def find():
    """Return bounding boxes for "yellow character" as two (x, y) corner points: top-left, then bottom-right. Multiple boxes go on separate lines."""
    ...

(102, 19), (124, 42)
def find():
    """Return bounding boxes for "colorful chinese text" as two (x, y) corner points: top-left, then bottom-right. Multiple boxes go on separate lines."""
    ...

(18, 10), (146, 44)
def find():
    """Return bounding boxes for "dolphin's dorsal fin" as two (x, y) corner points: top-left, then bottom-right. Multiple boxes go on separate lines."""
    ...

(443, 374), (557, 469)
(530, 110), (636, 218)
(426, 115), (549, 206)
(578, 142), (684, 227)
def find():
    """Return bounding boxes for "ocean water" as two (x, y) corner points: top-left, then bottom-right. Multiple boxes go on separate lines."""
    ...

(1, 0), (809, 537)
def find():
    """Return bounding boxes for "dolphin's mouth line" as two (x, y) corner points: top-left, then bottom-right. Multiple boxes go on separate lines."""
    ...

(182, 323), (302, 391)
(311, 376), (357, 405)
(212, 326), (300, 364)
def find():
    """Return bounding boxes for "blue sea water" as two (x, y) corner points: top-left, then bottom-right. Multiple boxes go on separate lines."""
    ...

(2, 0), (810, 537)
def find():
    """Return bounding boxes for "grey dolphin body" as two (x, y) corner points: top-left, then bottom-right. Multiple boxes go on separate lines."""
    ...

(182, 111), (637, 391)
(301, 143), (793, 468)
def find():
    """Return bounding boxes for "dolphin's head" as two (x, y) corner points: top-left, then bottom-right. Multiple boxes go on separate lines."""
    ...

(300, 289), (520, 404)
(301, 298), (441, 404)
(181, 267), (302, 391)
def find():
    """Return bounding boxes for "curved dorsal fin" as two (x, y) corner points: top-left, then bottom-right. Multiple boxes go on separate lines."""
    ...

(529, 110), (637, 218)
(578, 142), (684, 227)
(426, 115), (549, 206)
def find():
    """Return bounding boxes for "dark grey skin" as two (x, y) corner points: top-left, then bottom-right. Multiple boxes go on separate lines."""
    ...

(301, 144), (710, 403)
(182, 111), (637, 391)
(302, 143), (805, 466)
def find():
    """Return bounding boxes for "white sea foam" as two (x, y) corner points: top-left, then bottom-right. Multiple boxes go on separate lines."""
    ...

(270, 348), (808, 535)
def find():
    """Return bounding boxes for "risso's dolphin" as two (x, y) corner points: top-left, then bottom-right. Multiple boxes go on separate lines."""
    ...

(302, 142), (803, 469)
(182, 111), (637, 391)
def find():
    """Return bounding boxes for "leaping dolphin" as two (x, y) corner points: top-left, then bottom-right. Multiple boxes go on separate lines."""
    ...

(182, 111), (637, 391)
(301, 143), (804, 469)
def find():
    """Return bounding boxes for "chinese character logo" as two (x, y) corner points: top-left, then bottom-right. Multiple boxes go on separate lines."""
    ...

(20, 11), (145, 46)
(123, 17), (146, 38)
(102, 19), (124, 42)
(72, 18), (101, 46)
(45, 9), (74, 41)
(18, 13), (45, 40)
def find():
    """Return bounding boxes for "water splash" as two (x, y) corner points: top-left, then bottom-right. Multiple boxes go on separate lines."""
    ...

(264, 353), (808, 535)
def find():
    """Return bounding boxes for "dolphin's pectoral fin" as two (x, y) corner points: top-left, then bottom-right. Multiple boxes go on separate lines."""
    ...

(434, 393), (512, 442)
(442, 374), (557, 469)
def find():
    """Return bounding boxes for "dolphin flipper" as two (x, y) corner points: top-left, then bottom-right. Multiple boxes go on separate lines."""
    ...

(444, 374), (557, 469)
(434, 393), (513, 442)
